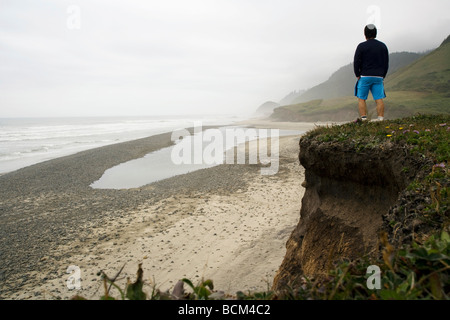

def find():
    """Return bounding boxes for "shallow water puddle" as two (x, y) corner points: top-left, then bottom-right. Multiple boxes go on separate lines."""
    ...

(90, 127), (303, 189)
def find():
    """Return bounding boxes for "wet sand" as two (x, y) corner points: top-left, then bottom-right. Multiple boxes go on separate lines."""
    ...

(0, 120), (316, 299)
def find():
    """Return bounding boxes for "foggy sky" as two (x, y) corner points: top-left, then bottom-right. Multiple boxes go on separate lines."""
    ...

(1, 0), (449, 118)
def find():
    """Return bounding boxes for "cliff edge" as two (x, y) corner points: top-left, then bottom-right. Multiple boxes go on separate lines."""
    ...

(272, 115), (448, 291)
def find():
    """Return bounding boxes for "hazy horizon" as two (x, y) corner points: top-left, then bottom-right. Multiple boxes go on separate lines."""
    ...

(1, 0), (449, 118)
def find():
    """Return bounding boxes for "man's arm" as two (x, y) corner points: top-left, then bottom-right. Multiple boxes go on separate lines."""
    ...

(353, 45), (362, 78)
(383, 44), (389, 78)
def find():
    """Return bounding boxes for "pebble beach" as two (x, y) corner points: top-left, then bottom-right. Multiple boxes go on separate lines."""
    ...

(0, 120), (316, 300)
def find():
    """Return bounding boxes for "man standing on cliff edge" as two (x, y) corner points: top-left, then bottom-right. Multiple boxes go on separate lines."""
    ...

(354, 24), (389, 121)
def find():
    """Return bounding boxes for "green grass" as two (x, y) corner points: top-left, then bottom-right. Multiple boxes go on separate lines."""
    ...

(272, 91), (450, 122)
(385, 40), (450, 94)
(308, 114), (449, 161)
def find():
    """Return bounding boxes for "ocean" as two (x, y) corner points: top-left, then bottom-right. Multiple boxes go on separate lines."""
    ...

(0, 115), (240, 175)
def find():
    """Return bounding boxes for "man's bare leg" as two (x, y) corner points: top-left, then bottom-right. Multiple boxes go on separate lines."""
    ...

(358, 99), (368, 119)
(376, 99), (385, 119)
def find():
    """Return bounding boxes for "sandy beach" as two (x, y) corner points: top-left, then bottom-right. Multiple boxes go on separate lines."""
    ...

(0, 120), (317, 300)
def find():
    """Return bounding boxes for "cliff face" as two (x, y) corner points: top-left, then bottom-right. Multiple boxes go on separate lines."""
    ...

(273, 136), (427, 290)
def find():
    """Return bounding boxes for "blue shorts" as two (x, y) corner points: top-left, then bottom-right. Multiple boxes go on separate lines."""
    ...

(355, 77), (386, 100)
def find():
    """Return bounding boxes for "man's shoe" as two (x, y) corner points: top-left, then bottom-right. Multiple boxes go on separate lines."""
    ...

(372, 116), (384, 122)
